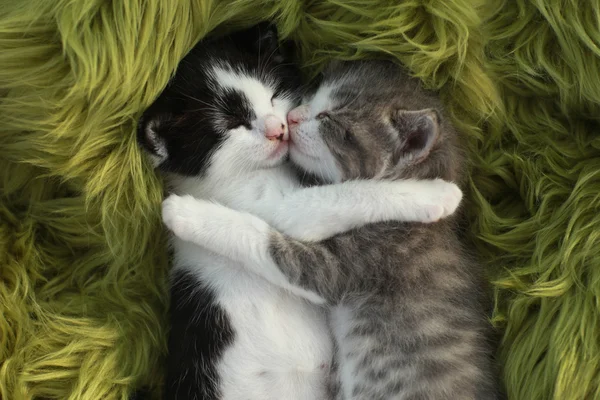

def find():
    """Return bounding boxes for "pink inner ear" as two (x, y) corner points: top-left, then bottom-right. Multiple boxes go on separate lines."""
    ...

(401, 115), (438, 162)
(406, 127), (430, 151)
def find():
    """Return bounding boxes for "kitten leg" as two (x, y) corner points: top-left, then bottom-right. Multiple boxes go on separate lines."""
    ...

(163, 195), (374, 303)
(268, 179), (462, 242)
(162, 195), (327, 303)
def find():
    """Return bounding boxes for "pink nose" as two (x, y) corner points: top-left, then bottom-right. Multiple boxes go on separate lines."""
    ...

(287, 105), (310, 129)
(264, 115), (287, 141)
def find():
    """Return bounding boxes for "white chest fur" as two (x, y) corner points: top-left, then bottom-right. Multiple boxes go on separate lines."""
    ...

(171, 166), (333, 400)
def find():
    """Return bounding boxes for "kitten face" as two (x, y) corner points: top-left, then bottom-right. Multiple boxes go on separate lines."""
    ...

(288, 60), (460, 184)
(138, 23), (301, 176)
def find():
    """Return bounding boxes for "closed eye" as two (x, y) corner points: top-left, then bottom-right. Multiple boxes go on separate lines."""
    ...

(227, 119), (251, 130)
(271, 87), (284, 106)
(316, 111), (330, 120)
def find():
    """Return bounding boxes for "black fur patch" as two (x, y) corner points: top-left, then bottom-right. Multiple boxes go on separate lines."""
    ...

(165, 269), (234, 400)
(219, 88), (255, 130)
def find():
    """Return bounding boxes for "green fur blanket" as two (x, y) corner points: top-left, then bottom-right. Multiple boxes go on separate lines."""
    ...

(1, 1), (599, 399)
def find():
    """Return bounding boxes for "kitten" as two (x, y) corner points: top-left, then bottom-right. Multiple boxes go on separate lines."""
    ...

(162, 60), (499, 399)
(140, 25), (462, 399)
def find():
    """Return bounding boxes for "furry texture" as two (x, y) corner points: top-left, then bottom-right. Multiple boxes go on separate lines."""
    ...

(0, 0), (598, 399)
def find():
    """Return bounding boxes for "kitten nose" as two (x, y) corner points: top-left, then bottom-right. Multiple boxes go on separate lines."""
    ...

(287, 105), (309, 129)
(264, 115), (288, 141)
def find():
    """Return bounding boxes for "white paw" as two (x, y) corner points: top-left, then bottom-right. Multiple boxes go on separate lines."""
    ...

(415, 179), (463, 223)
(162, 194), (205, 242)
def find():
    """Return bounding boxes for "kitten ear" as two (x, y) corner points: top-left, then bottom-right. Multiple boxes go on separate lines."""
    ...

(255, 22), (279, 51)
(391, 108), (440, 164)
(137, 113), (170, 167)
(236, 22), (290, 63)
(255, 23), (291, 64)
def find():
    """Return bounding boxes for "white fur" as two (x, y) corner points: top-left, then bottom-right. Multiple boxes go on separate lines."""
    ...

(309, 85), (335, 113)
(162, 70), (462, 399)
(163, 173), (462, 301)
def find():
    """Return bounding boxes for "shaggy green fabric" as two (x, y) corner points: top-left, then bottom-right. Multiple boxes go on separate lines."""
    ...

(1, 0), (599, 399)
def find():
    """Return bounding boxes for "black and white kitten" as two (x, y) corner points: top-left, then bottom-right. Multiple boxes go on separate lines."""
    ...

(139, 26), (462, 400)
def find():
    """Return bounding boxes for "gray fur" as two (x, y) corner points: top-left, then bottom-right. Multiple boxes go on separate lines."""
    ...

(269, 60), (499, 399)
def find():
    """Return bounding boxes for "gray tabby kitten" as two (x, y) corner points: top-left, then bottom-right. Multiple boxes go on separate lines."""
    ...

(163, 60), (499, 399)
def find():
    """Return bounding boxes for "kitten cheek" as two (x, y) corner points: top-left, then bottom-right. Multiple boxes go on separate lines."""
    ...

(291, 120), (318, 143)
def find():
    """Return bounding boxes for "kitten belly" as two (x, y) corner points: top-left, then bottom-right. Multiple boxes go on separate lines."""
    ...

(218, 279), (332, 400)
(329, 304), (414, 400)
(176, 242), (332, 400)
(329, 304), (359, 400)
